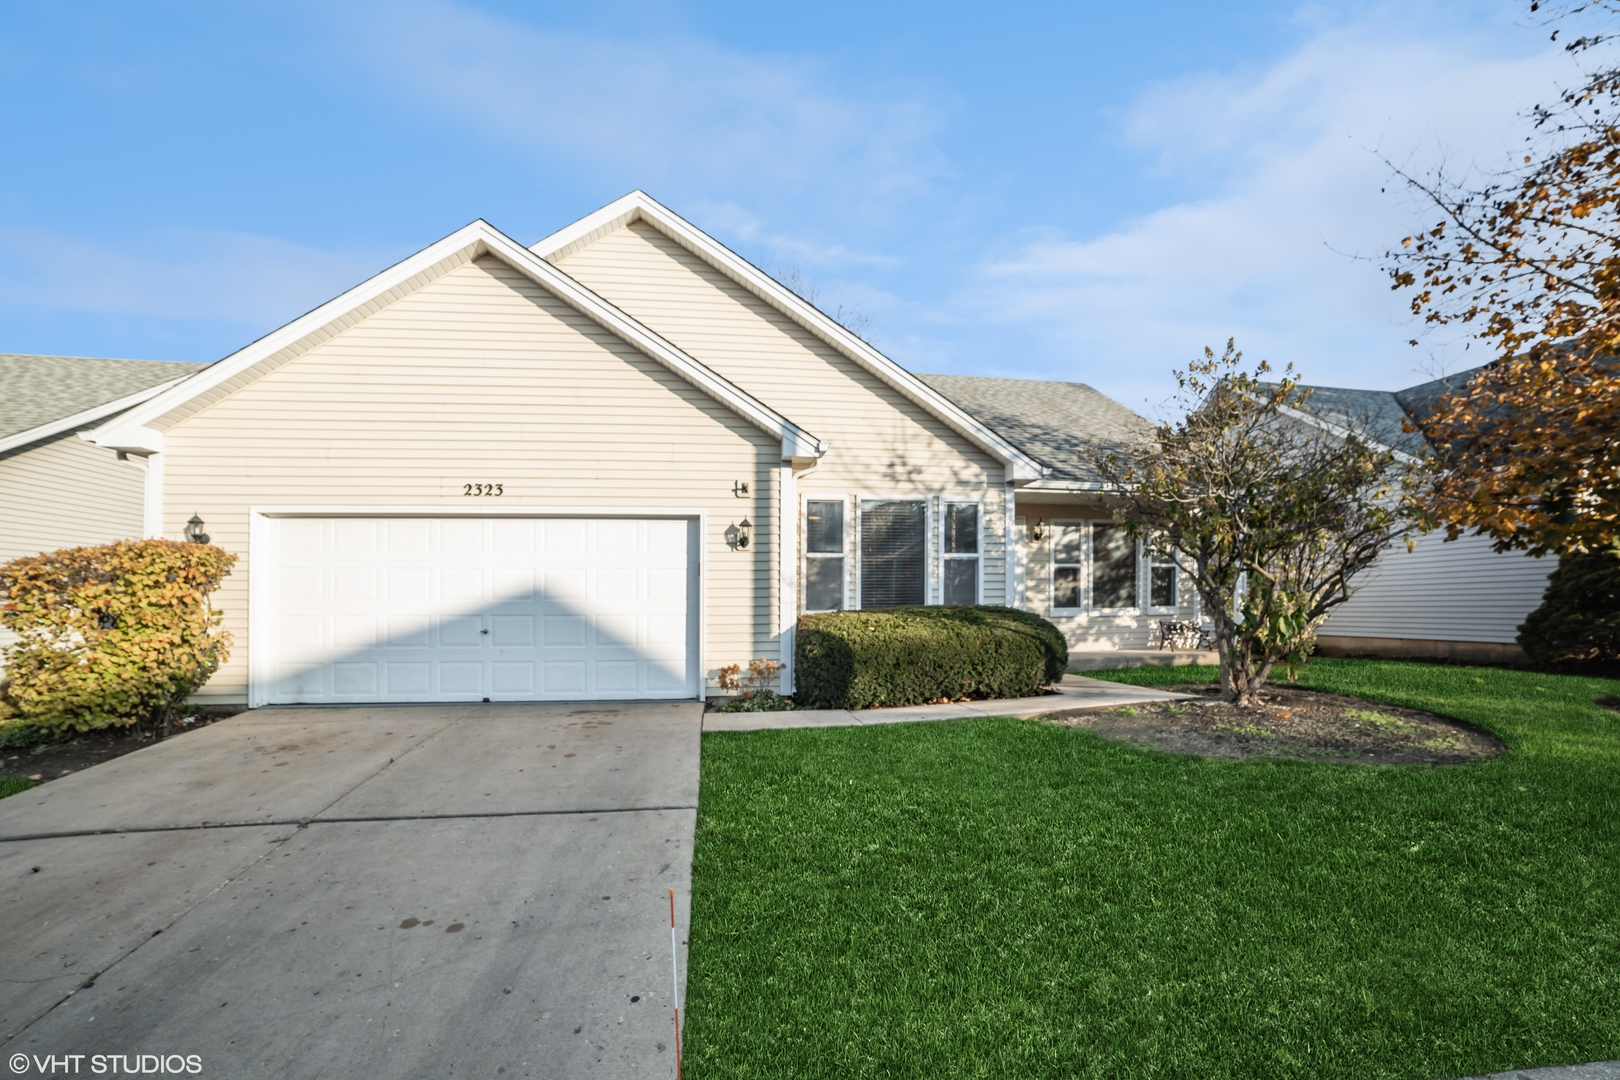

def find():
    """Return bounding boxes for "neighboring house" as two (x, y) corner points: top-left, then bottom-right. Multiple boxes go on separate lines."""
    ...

(0, 354), (201, 647)
(1290, 368), (1556, 663)
(917, 375), (1201, 652)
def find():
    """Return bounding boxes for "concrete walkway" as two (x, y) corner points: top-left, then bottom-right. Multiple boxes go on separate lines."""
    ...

(0, 701), (701, 1079)
(703, 673), (1192, 733)
(1453, 1064), (1620, 1079)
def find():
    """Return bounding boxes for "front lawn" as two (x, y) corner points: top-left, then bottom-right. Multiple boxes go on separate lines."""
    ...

(0, 777), (36, 800)
(684, 659), (1620, 1079)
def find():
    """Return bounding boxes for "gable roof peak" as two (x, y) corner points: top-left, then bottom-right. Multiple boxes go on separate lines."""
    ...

(531, 193), (1045, 481)
(85, 218), (823, 461)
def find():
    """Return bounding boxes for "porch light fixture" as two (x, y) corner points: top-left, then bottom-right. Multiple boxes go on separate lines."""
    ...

(184, 513), (210, 545)
(725, 518), (752, 550)
(1030, 518), (1047, 542)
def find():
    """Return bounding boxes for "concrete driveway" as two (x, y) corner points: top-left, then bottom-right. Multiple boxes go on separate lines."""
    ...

(0, 701), (700, 1079)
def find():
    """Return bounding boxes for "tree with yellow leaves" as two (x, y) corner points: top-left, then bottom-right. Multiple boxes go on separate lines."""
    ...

(1386, 1), (1620, 557)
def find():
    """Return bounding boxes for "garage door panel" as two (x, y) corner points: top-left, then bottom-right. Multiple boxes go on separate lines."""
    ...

(439, 616), (484, 647)
(543, 567), (588, 602)
(542, 614), (587, 646)
(491, 615), (535, 646)
(542, 662), (587, 693)
(492, 567), (535, 600)
(266, 516), (697, 704)
(441, 568), (483, 602)
(332, 663), (378, 695)
(387, 519), (431, 551)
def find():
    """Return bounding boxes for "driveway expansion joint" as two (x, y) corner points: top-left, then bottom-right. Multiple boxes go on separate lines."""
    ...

(0, 804), (702, 843)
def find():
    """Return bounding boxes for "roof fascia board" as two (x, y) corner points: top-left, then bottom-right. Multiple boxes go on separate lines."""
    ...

(0, 377), (187, 456)
(1272, 398), (1421, 465)
(531, 191), (1042, 480)
(1022, 479), (1116, 493)
(88, 220), (824, 462)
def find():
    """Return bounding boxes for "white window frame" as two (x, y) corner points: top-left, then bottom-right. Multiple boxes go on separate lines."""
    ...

(855, 495), (934, 610)
(941, 498), (984, 606)
(1049, 518), (1086, 615)
(801, 494), (850, 613)
(1089, 519), (1141, 617)
(1143, 541), (1180, 615)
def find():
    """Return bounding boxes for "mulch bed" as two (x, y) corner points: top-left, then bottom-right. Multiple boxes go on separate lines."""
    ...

(1044, 684), (1504, 765)
(0, 709), (242, 784)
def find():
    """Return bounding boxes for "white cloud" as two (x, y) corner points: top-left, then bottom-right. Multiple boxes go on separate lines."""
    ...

(962, 18), (1587, 409)
(344, 1), (948, 215)
(0, 224), (390, 329)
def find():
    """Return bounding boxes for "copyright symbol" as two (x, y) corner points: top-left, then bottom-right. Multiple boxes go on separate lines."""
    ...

(8, 1054), (27, 1074)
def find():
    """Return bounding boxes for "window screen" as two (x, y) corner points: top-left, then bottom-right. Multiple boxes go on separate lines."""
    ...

(860, 501), (927, 607)
(942, 504), (980, 605)
(1052, 523), (1083, 609)
(805, 500), (845, 611)
(1092, 522), (1138, 610)
(1148, 549), (1177, 610)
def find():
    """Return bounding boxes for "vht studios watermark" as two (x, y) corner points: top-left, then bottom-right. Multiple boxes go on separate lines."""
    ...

(9, 1054), (202, 1075)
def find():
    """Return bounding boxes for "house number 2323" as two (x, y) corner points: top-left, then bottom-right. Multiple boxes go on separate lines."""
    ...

(463, 483), (504, 496)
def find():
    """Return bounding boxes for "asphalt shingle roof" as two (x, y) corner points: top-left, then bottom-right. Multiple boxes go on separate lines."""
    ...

(0, 354), (203, 441)
(917, 373), (1153, 484)
(1282, 364), (1495, 456)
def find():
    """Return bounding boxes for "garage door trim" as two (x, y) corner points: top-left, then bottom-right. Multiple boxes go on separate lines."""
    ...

(246, 506), (707, 708)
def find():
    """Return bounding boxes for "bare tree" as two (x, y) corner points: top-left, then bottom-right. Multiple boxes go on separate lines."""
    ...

(1087, 342), (1419, 705)
(773, 267), (875, 342)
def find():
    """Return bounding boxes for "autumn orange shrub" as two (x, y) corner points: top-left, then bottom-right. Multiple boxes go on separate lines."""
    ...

(0, 540), (236, 731)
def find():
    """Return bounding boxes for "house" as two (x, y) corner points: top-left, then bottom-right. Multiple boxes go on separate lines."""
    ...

(0, 354), (202, 646)
(917, 374), (1200, 651)
(1290, 368), (1556, 664)
(5, 193), (1189, 707)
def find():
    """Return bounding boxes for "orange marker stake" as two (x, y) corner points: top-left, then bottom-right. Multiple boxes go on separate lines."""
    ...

(670, 887), (682, 1079)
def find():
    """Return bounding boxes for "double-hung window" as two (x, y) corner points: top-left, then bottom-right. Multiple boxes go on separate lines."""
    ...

(1145, 544), (1178, 613)
(942, 503), (980, 605)
(804, 500), (846, 611)
(1091, 521), (1139, 613)
(1052, 522), (1084, 611)
(860, 500), (927, 607)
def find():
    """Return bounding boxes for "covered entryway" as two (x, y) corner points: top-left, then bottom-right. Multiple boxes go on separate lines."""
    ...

(257, 515), (699, 704)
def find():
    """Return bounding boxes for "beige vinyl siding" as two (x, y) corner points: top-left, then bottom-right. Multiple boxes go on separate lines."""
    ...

(0, 431), (148, 650)
(1322, 532), (1554, 644)
(1015, 500), (1200, 651)
(555, 222), (1009, 607)
(160, 256), (781, 704)
(0, 430), (146, 564)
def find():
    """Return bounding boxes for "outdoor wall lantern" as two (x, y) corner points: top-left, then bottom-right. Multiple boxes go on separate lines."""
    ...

(184, 513), (210, 545)
(1029, 518), (1047, 542)
(725, 518), (752, 550)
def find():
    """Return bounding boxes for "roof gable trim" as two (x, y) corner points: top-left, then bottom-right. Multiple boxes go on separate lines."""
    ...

(87, 221), (824, 461)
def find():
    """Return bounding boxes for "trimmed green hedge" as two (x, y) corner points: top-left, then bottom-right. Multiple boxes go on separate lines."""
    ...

(795, 606), (1068, 710)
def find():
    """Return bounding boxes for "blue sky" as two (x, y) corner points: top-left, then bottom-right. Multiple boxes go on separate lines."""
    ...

(0, 1), (1605, 412)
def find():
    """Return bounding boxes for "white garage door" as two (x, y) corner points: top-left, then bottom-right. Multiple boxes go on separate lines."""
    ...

(263, 516), (698, 704)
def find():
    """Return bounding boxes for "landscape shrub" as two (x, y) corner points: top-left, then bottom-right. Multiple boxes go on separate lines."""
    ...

(795, 606), (1068, 710)
(0, 539), (236, 732)
(1518, 545), (1620, 665)
(715, 658), (796, 712)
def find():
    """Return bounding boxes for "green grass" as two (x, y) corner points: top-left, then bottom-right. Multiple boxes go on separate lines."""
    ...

(684, 659), (1620, 1078)
(0, 777), (36, 800)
